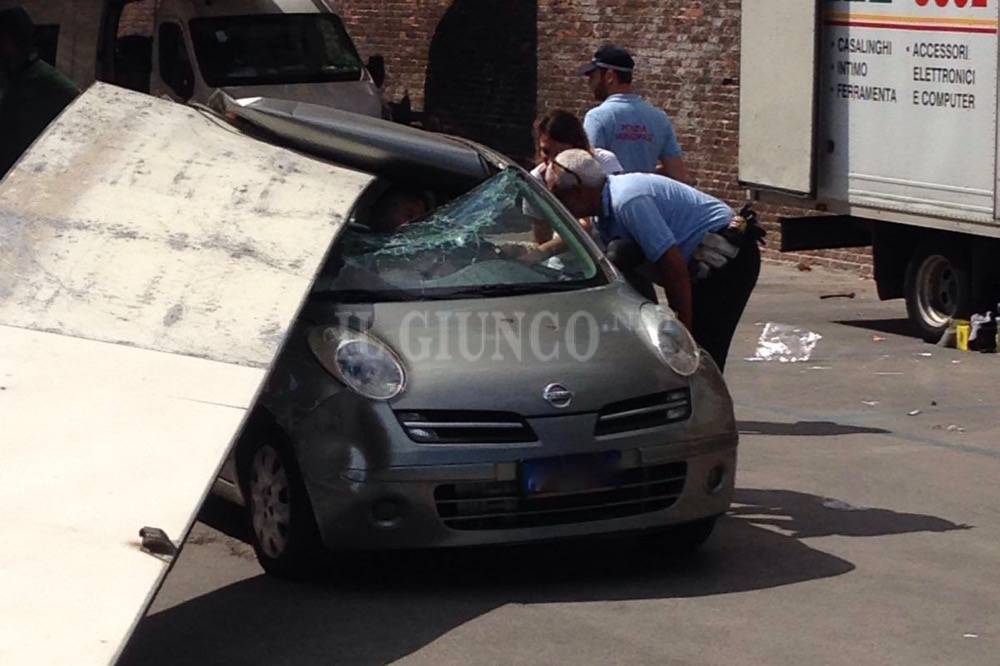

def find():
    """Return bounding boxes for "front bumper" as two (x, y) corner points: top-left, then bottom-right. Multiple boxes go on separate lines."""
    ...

(306, 434), (736, 551)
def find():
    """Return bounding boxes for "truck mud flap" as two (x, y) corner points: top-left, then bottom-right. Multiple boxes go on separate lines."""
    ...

(780, 215), (872, 252)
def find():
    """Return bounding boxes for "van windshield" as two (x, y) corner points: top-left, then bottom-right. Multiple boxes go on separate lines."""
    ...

(189, 14), (364, 87)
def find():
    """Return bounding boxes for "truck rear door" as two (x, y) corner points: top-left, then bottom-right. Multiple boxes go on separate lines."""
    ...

(739, 0), (819, 195)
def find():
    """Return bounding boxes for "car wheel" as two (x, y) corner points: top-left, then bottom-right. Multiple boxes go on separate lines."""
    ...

(904, 243), (973, 343)
(642, 516), (718, 555)
(237, 428), (326, 579)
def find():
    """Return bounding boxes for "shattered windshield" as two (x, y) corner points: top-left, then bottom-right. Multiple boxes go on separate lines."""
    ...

(190, 14), (363, 87)
(315, 169), (604, 302)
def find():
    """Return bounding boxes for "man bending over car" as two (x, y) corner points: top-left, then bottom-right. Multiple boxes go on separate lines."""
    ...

(545, 148), (762, 372)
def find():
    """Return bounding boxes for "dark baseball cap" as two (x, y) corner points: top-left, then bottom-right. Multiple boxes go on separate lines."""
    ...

(576, 44), (635, 76)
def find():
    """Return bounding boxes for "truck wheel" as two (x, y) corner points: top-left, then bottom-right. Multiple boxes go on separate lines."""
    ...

(904, 243), (972, 343)
(236, 427), (326, 579)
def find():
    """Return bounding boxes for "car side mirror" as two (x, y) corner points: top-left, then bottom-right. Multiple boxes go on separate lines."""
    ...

(367, 54), (386, 88)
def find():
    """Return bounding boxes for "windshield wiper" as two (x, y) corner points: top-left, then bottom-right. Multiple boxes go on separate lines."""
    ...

(429, 282), (584, 300)
(310, 289), (417, 303)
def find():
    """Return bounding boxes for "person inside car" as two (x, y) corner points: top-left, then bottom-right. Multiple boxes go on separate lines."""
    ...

(368, 186), (432, 234)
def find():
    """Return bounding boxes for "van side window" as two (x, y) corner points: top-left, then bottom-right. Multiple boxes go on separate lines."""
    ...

(159, 22), (194, 101)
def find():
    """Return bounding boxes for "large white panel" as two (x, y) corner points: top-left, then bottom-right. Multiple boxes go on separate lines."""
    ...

(0, 326), (263, 664)
(739, 0), (818, 194)
(0, 84), (372, 664)
(0, 84), (371, 367)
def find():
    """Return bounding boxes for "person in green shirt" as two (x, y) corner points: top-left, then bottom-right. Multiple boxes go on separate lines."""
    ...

(0, 7), (80, 177)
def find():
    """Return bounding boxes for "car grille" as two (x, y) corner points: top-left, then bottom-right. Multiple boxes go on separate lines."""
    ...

(397, 410), (537, 444)
(434, 461), (687, 530)
(594, 389), (691, 436)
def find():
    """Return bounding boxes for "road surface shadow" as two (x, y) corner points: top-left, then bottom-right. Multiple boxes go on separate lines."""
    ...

(738, 420), (891, 437)
(196, 495), (251, 543)
(731, 488), (972, 539)
(119, 488), (968, 666)
(834, 318), (918, 339)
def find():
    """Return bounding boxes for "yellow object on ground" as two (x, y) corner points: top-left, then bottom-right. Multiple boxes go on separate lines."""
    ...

(955, 321), (971, 351)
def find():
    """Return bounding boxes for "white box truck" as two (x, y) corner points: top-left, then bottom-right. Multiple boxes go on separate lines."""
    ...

(740, 0), (1000, 340)
(0, 0), (388, 117)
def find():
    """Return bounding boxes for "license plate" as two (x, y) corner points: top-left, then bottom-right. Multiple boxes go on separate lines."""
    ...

(521, 451), (622, 496)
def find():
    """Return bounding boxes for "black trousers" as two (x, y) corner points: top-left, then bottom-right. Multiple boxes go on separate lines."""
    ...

(692, 240), (761, 373)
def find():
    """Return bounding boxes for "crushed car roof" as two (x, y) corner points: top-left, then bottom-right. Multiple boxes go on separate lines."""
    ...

(213, 94), (498, 191)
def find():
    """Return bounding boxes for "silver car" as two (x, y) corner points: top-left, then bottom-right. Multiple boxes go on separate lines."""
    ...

(212, 99), (738, 577)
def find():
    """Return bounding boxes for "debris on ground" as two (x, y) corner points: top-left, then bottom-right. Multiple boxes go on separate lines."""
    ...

(808, 366), (831, 371)
(946, 425), (966, 433)
(908, 409), (922, 416)
(931, 400), (938, 406)
(820, 292), (856, 300)
(797, 261), (812, 272)
(862, 401), (879, 406)
(968, 311), (998, 352)
(876, 372), (904, 376)
(918, 352), (933, 357)
(872, 335), (886, 342)
(747, 323), (823, 363)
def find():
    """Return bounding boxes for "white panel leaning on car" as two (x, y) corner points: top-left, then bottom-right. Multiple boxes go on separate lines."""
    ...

(0, 83), (372, 664)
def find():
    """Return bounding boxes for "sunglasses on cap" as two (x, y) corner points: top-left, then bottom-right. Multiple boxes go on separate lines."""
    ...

(548, 158), (584, 190)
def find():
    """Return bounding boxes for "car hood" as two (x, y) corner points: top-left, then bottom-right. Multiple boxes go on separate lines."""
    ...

(222, 80), (384, 118)
(367, 284), (690, 416)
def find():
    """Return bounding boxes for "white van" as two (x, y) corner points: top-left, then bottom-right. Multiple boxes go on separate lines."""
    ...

(1, 0), (387, 117)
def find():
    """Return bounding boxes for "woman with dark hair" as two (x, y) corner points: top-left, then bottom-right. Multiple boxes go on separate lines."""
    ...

(530, 109), (623, 183)
(527, 109), (622, 251)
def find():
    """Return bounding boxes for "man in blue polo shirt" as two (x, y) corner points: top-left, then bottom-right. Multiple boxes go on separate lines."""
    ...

(545, 149), (759, 372)
(578, 44), (690, 182)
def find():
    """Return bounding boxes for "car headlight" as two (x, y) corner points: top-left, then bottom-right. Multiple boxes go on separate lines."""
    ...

(308, 326), (406, 400)
(639, 303), (701, 377)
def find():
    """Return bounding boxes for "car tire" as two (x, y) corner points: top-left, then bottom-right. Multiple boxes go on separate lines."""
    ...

(904, 242), (973, 343)
(236, 425), (326, 579)
(642, 516), (718, 555)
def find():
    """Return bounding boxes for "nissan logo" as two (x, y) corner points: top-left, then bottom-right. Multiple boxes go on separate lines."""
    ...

(543, 383), (574, 409)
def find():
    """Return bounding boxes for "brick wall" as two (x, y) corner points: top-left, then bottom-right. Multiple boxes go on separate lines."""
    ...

(118, 0), (156, 36)
(336, 0), (871, 275)
(424, 0), (538, 160)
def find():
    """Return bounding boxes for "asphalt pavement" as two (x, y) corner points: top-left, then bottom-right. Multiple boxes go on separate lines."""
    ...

(119, 263), (1000, 665)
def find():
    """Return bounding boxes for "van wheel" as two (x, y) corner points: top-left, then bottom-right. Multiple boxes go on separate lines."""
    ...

(904, 243), (972, 343)
(237, 428), (326, 579)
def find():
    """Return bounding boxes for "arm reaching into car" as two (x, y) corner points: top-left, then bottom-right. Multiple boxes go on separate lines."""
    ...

(654, 246), (694, 329)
